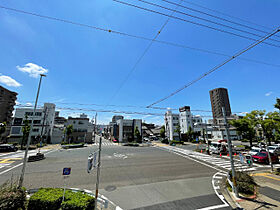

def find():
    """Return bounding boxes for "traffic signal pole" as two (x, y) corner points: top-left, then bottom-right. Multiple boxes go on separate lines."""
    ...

(222, 107), (238, 198)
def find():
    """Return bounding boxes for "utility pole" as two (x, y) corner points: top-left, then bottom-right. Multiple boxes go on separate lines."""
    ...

(19, 74), (46, 188)
(222, 107), (238, 198)
(94, 113), (102, 210)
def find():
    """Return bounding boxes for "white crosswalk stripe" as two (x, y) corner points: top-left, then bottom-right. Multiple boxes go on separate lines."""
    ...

(155, 145), (269, 172)
(93, 139), (117, 146)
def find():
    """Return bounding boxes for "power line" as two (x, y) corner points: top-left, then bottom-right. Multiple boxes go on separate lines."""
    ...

(147, 27), (280, 107)
(135, 0), (280, 44)
(180, 0), (275, 31)
(13, 101), (247, 114)
(112, 0), (280, 48)
(160, 0), (280, 39)
(0, 4), (279, 68)
(106, 0), (184, 104)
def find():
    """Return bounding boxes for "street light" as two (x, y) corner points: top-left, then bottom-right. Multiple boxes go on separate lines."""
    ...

(18, 74), (46, 188)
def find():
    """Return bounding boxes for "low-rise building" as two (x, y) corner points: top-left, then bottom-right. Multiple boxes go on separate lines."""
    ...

(117, 119), (142, 143)
(65, 113), (93, 143)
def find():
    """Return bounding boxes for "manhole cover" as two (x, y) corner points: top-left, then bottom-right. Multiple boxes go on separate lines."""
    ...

(105, 185), (117, 192)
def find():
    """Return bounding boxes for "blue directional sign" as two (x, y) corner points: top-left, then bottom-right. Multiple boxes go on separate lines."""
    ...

(63, 168), (71, 175)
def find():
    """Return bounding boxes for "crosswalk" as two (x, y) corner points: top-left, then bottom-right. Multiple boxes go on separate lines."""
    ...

(0, 149), (50, 170)
(155, 145), (280, 172)
(93, 139), (117, 146)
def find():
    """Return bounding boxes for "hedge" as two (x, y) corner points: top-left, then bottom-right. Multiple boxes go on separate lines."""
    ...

(61, 191), (94, 210)
(28, 188), (63, 210)
(28, 188), (95, 210)
(0, 181), (26, 210)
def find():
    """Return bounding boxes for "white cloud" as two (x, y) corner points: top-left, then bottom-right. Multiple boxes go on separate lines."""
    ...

(0, 75), (22, 87)
(17, 63), (48, 78)
(265, 91), (273, 96)
(25, 102), (33, 107)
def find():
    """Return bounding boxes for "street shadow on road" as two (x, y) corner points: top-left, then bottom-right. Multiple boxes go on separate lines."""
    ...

(239, 196), (278, 210)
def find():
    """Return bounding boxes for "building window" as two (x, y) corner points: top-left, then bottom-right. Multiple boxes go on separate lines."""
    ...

(33, 120), (41, 124)
(25, 112), (33, 116)
(35, 112), (42, 116)
(13, 118), (22, 125)
(11, 127), (21, 134)
(32, 128), (39, 132)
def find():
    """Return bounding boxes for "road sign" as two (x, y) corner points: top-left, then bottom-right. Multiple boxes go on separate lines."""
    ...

(87, 152), (97, 173)
(63, 167), (71, 175)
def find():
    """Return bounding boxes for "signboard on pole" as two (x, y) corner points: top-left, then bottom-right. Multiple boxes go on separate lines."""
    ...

(87, 152), (98, 173)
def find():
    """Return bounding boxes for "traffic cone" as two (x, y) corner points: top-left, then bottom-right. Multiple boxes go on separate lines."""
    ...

(227, 153), (229, 157)
(201, 149), (203, 153)
(234, 153), (237, 156)
(220, 153), (222, 157)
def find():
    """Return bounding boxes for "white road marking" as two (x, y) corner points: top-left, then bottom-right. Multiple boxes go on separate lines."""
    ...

(0, 163), (23, 175)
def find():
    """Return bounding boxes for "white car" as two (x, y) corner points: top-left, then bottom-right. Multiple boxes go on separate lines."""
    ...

(268, 146), (280, 155)
(249, 147), (266, 156)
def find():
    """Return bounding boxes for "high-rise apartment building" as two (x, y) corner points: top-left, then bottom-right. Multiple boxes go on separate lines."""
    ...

(209, 88), (231, 120)
(0, 86), (17, 124)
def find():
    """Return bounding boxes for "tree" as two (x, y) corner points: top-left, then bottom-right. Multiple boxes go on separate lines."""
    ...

(230, 118), (255, 147)
(134, 126), (141, 143)
(160, 126), (165, 138)
(0, 122), (7, 142)
(65, 125), (73, 144)
(21, 115), (30, 150)
(262, 112), (280, 145)
(275, 98), (280, 111)
(183, 126), (195, 142)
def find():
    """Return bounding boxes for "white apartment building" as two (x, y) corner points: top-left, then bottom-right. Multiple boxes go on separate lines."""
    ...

(165, 110), (179, 141)
(179, 106), (193, 133)
(10, 103), (56, 143)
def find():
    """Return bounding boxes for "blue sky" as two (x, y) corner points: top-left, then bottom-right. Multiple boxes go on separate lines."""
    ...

(1, 0), (280, 124)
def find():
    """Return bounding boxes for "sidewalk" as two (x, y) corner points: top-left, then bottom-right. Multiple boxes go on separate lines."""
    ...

(224, 170), (280, 209)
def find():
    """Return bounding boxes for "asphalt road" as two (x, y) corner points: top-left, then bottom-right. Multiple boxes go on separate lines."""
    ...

(0, 138), (230, 210)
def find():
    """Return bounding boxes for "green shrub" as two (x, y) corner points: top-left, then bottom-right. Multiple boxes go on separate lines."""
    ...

(28, 188), (95, 210)
(28, 188), (63, 210)
(0, 181), (26, 210)
(170, 140), (183, 144)
(61, 191), (94, 210)
(228, 171), (257, 195)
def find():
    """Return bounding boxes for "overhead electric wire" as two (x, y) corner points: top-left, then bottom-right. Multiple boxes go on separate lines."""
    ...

(160, 0), (280, 39)
(12, 101), (247, 114)
(135, 0), (280, 44)
(147, 27), (280, 107)
(112, 0), (280, 48)
(106, 0), (184, 104)
(0, 4), (279, 68)
(180, 0), (276, 31)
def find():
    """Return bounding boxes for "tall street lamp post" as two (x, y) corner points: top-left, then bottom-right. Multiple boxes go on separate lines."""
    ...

(18, 74), (46, 188)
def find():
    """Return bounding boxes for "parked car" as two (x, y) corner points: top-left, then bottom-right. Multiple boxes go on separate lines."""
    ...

(267, 146), (280, 156)
(249, 147), (265, 156)
(112, 139), (119, 143)
(0, 144), (18, 152)
(218, 139), (227, 143)
(143, 137), (150, 142)
(252, 152), (279, 164)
